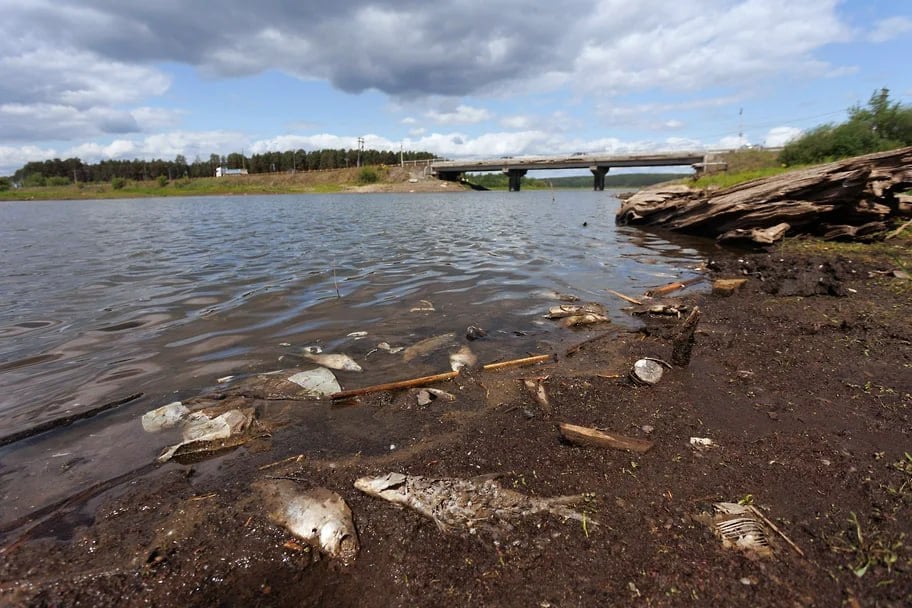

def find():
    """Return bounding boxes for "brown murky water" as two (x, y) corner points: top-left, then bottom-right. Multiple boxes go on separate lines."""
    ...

(0, 191), (709, 530)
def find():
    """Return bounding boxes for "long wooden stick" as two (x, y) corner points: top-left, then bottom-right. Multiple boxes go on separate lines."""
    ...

(559, 422), (654, 453)
(481, 354), (553, 371)
(330, 354), (554, 400)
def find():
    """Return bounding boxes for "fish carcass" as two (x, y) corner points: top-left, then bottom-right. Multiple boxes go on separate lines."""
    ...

(303, 352), (363, 372)
(255, 480), (360, 565)
(354, 472), (593, 536)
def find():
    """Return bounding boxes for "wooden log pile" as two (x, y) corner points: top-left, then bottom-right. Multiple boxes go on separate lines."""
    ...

(615, 146), (912, 245)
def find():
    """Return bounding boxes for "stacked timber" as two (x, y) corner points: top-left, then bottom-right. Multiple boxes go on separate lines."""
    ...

(615, 146), (912, 245)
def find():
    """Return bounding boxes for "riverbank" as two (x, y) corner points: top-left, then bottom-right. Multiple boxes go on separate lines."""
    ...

(0, 166), (467, 201)
(1, 232), (909, 606)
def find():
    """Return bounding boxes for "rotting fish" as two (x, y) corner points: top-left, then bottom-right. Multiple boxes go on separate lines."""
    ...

(449, 345), (477, 371)
(545, 303), (605, 319)
(303, 352), (363, 372)
(562, 313), (610, 327)
(255, 480), (359, 565)
(402, 333), (456, 362)
(354, 472), (593, 536)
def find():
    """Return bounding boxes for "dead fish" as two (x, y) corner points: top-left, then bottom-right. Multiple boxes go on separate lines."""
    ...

(303, 352), (362, 372)
(449, 345), (477, 371)
(402, 333), (456, 362)
(354, 472), (592, 536)
(562, 313), (610, 327)
(255, 480), (359, 565)
(545, 303), (604, 319)
(347, 331), (368, 339)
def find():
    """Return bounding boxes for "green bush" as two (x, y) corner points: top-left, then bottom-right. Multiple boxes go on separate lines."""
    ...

(780, 89), (912, 166)
(111, 177), (127, 190)
(0, 177), (11, 191)
(157, 175), (169, 187)
(48, 176), (71, 186)
(357, 166), (379, 184)
(24, 173), (47, 187)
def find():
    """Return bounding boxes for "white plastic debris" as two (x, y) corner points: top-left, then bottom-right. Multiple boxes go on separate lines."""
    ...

(347, 331), (368, 339)
(141, 401), (190, 433)
(287, 368), (342, 397)
(157, 409), (253, 462)
(216, 375), (234, 384)
(689, 437), (715, 450)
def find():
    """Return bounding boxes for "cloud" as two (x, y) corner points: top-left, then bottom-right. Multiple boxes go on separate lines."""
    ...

(425, 105), (493, 125)
(1, 1), (852, 101)
(764, 126), (803, 147)
(501, 115), (533, 129)
(869, 16), (912, 43)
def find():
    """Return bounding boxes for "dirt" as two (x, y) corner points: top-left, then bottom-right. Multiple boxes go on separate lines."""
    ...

(2, 238), (911, 607)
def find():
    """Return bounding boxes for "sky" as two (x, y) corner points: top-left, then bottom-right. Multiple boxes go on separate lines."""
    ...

(1, 0), (910, 176)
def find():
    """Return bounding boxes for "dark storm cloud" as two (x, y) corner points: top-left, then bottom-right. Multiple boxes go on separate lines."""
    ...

(6, 0), (592, 97)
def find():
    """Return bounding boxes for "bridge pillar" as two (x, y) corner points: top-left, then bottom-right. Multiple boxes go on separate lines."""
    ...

(504, 169), (527, 191)
(590, 166), (609, 191)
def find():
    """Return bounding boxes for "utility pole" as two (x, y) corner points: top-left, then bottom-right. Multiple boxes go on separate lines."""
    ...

(739, 107), (744, 148)
(400, 142), (404, 167)
(357, 137), (364, 167)
(292, 150), (296, 174)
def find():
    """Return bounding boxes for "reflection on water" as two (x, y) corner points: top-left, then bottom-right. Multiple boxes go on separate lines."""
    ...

(0, 191), (711, 527)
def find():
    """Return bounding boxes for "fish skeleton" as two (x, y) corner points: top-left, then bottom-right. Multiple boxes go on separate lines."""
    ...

(354, 472), (592, 536)
(303, 352), (363, 372)
(255, 480), (359, 565)
(401, 333), (456, 362)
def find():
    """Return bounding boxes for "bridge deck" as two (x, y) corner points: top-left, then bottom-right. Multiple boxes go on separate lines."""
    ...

(430, 151), (708, 174)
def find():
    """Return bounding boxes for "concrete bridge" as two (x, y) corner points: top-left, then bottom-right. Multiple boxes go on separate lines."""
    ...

(430, 151), (726, 191)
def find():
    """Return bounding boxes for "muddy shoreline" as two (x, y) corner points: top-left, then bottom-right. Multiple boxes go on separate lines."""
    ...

(2, 237), (911, 607)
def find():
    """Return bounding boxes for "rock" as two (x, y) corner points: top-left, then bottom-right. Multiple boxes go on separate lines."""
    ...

(630, 359), (664, 385)
(712, 278), (748, 297)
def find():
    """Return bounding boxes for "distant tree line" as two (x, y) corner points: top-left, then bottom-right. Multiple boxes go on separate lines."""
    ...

(780, 88), (912, 166)
(9, 148), (437, 185)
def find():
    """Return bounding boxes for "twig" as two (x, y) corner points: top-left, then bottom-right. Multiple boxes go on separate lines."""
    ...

(885, 218), (912, 240)
(607, 289), (642, 305)
(258, 454), (305, 471)
(748, 505), (805, 557)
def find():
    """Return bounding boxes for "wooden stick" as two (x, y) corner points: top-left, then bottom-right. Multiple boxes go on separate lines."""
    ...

(330, 354), (554, 400)
(482, 354), (553, 371)
(607, 289), (642, 305)
(331, 370), (460, 400)
(558, 422), (654, 453)
(748, 505), (806, 557)
(644, 276), (703, 298)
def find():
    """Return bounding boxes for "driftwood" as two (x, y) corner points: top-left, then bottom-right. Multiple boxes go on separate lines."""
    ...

(330, 354), (554, 400)
(616, 147), (912, 244)
(558, 423), (654, 453)
(671, 307), (701, 367)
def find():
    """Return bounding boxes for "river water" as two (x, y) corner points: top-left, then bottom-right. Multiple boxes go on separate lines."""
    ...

(0, 191), (709, 530)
